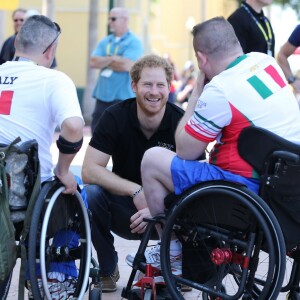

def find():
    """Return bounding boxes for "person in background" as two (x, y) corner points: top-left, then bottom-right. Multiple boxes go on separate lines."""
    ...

(90, 7), (144, 133)
(126, 16), (300, 277)
(0, 15), (84, 299)
(162, 53), (179, 103)
(277, 24), (300, 94)
(82, 54), (184, 292)
(0, 8), (26, 64)
(228, 0), (275, 56)
(176, 60), (196, 110)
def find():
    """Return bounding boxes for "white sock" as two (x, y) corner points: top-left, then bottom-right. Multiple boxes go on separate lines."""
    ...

(170, 239), (182, 256)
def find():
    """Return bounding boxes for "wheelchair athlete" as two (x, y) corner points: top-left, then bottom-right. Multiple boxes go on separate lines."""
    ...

(126, 17), (300, 278)
(0, 15), (84, 299)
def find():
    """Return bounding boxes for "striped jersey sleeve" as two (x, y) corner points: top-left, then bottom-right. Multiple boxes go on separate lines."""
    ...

(185, 84), (232, 143)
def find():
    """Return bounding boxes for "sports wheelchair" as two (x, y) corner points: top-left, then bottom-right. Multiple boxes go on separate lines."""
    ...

(0, 139), (101, 300)
(122, 126), (300, 300)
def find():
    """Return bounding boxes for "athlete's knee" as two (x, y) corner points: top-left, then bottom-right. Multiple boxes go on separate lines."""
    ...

(142, 147), (167, 173)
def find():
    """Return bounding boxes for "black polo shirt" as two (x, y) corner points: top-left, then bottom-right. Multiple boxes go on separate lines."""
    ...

(0, 35), (16, 64)
(228, 1), (275, 57)
(90, 98), (184, 185)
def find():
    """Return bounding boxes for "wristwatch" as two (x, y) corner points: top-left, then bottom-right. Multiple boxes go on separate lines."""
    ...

(287, 75), (296, 84)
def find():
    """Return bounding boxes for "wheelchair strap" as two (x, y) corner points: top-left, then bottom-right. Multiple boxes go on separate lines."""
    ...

(18, 166), (41, 300)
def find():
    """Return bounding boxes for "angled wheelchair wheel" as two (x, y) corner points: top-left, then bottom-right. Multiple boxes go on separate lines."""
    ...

(28, 179), (91, 300)
(160, 181), (286, 300)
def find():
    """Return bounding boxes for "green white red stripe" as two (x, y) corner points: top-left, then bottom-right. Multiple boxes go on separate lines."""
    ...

(247, 65), (286, 99)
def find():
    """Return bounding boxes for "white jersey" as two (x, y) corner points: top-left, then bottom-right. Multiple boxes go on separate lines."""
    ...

(186, 52), (300, 178)
(0, 61), (83, 181)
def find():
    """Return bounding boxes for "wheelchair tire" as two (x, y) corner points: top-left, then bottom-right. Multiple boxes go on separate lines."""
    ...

(28, 180), (91, 300)
(160, 181), (286, 300)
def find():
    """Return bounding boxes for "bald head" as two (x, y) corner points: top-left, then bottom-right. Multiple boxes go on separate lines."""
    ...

(109, 7), (129, 36)
(192, 17), (242, 60)
(111, 7), (129, 19)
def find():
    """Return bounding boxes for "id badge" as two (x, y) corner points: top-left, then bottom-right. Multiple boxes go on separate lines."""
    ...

(101, 68), (113, 78)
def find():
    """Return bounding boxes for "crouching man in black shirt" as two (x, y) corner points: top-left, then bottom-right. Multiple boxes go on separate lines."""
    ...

(82, 54), (185, 292)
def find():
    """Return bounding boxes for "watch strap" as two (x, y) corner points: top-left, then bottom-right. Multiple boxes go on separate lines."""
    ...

(287, 75), (296, 84)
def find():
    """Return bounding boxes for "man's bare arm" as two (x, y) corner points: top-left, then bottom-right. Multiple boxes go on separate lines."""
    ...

(90, 56), (114, 69)
(90, 55), (134, 73)
(55, 116), (84, 194)
(277, 42), (300, 93)
(82, 145), (143, 198)
(175, 72), (208, 160)
(277, 42), (296, 80)
(109, 56), (135, 72)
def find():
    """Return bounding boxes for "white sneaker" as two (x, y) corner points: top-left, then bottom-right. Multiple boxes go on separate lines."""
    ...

(47, 280), (68, 300)
(62, 277), (77, 298)
(27, 275), (76, 300)
(125, 243), (182, 276)
(126, 243), (161, 268)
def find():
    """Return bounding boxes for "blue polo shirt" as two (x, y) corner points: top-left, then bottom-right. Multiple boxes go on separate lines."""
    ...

(92, 31), (144, 102)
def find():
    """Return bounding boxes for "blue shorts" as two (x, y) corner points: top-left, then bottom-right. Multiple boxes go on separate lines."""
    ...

(171, 156), (260, 195)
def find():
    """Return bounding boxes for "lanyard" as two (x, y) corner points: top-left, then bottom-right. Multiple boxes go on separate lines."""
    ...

(106, 39), (120, 56)
(242, 3), (273, 54)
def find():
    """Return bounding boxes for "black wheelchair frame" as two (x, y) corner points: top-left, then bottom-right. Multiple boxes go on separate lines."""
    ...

(122, 126), (300, 300)
(1, 139), (102, 300)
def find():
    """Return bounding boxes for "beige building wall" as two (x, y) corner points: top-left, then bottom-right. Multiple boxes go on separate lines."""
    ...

(1, 0), (238, 91)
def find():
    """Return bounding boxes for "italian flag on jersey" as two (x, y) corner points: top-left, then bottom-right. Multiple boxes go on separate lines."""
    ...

(247, 65), (286, 99)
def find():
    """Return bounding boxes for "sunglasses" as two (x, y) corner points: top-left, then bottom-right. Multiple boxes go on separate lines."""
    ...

(42, 22), (61, 54)
(14, 18), (24, 22)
